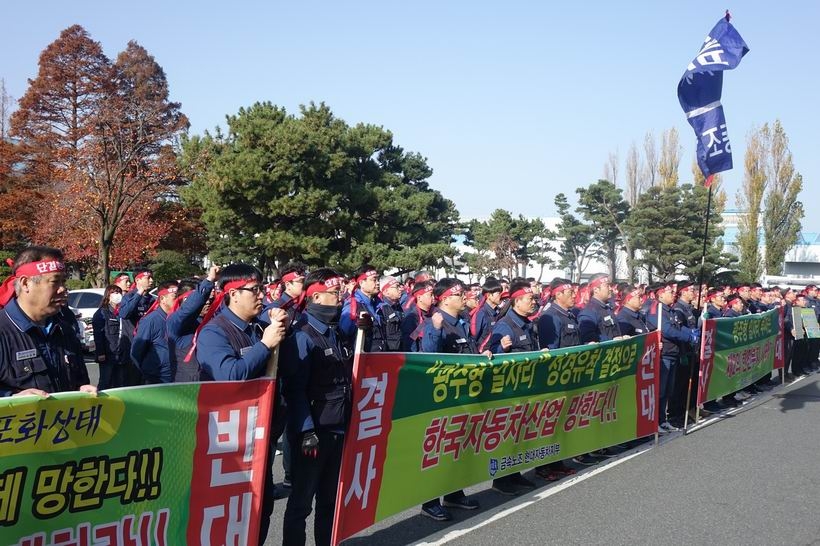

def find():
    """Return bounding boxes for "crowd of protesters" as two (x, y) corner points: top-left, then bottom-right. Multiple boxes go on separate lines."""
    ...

(1, 245), (817, 546)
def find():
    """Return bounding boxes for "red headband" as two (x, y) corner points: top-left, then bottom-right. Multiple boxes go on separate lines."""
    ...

(282, 271), (304, 283)
(114, 273), (130, 283)
(185, 278), (256, 363)
(553, 283), (572, 294)
(306, 276), (343, 297)
(356, 270), (378, 283)
(170, 290), (194, 314)
(380, 278), (399, 295)
(621, 288), (642, 304)
(656, 285), (674, 295)
(134, 271), (151, 281)
(436, 285), (463, 302)
(0, 259), (67, 308)
(588, 276), (610, 291)
(412, 283), (434, 296)
(142, 285), (179, 318)
(15, 260), (65, 277)
(509, 287), (533, 300)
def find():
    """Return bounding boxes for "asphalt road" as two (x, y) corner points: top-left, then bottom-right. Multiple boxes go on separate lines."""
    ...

(258, 372), (820, 546)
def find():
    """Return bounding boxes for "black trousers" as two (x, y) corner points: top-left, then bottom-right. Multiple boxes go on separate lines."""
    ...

(282, 430), (344, 546)
(669, 353), (697, 419)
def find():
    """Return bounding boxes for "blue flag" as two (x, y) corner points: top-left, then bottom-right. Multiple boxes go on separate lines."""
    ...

(678, 15), (749, 185)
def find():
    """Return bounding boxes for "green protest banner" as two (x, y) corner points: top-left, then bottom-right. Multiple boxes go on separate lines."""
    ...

(698, 308), (784, 404)
(332, 333), (661, 544)
(0, 380), (274, 546)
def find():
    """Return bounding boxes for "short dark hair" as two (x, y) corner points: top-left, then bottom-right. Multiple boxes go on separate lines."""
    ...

(280, 261), (308, 278)
(177, 278), (199, 294)
(219, 263), (262, 290)
(304, 267), (342, 292)
(157, 280), (179, 294)
(549, 277), (572, 290)
(353, 264), (378, 279)
(482, 279), (503, 294)
(508, 280), (531, 299)
(433, 278), (461, 300)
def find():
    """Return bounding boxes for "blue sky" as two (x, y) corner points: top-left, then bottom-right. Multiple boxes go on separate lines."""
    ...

(3, 1), (817, 229)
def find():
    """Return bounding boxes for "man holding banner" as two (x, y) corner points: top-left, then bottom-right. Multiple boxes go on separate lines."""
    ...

(195, 263), (288, 545)
(419, 278), (483, 521)
(646, 282), (699, 432)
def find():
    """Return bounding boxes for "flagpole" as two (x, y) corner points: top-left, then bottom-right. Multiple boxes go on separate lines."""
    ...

(695, 182), (714, 311)
(688, 180), (713, 433)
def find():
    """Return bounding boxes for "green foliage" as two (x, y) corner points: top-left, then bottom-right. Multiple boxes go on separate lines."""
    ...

(180, 102), (458, 273)
(0, 249), (13, 283)
(554, 193), (596, 282)
(66, 278), (93, 290)
(150, 250), (201, 282)
(576, 180), (630, 281)
(761, 121), (804, 276)
(626, 184), (734, 281)
(461, 210), (553, 280)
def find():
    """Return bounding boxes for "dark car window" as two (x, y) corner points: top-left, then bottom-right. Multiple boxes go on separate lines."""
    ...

(78, 292), (103, 309)
(67, 293), (82, 308)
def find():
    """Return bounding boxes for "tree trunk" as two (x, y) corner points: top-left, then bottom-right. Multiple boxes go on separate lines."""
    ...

(98, 237), (110, 288)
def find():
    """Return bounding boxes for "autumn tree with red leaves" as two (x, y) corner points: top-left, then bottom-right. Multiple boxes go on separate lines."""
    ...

(10, 26), (188, 284)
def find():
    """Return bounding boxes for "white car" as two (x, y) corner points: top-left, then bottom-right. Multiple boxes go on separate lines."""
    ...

(67, 288), (106, 353)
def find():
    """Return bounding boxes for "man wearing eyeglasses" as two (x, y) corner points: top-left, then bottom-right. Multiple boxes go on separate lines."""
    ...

(195, 263), (287, 545)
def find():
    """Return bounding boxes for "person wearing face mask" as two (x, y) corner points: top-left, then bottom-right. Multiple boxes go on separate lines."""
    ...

(280, 268), (354, 546)
(92, 284), (126, 389)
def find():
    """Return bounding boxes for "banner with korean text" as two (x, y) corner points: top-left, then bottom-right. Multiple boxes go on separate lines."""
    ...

(698, 308), (785, 405)
(0, 379), (273, 546)
(332, 333), (660, 544)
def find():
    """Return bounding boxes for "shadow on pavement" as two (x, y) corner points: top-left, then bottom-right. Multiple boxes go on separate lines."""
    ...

(773, 377), (820, 413)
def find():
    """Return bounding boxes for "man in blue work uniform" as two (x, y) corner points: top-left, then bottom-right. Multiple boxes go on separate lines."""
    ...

(130, 280), (178, 384)
(400, 280), (435, 352)
(470, 278), (503, 350)
(375, 276), (404, 351)
(267, 261), (307, 328)
(578, 273), (622, 343)
(279, 268), (354, 546)
(487, 279), (539, 495)
(646, 282), (700, 432)
(419, 278), (484, 521)
(536, 278), (585, 474)
(119, 268), (155, 386)
(166, 265), (219, 382)
(195, 263), (287, 545)
(339, 264), (382, 350)
(616, 286), (650, 336)
(668, 282), (700, 426)
(0, 246), (96, 398)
